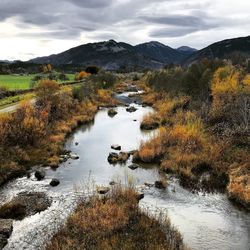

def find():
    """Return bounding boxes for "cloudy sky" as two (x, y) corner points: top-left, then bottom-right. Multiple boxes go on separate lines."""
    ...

(1, 0), (250, 60)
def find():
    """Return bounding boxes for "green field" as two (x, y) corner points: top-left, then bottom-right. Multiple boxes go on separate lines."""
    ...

(0, 74), (76, 90)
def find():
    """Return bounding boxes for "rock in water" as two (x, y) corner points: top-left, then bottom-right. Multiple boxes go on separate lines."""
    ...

(69, 153), (79, 160)
(107, 152), (130, 164)
(108, 109), (117, 117)
(126, 106), (137, 113)
(111, 144), (121, 150)
(107, 152), (119, 164)
(155, 180), (167, 189)
(0, 192), (51, 220)
(0, 219), (13, 237)
(128, 164), (139, 170)
(50, 179), (60, 187)
(35, 170), (45, 181)
(136, 192), (144, 201)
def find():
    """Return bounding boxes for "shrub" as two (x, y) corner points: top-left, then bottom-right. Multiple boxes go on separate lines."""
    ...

(91, 71), (117, 89)
(58, 73), (69, 81)
(75, 71), (90, 81)
(72, 83), (96, 102)
(47, 186), (187, 250)
(211, 66), (250, 129)
(85, 65), (100, 75)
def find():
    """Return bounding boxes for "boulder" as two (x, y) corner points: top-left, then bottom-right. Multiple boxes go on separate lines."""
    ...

(108, 109), (117, 117)
(69, 153), (79, 160)
(0, 219), (13, 237)
(0, 192), (51, 220)
(35, 170), (45, 181)
(136, 192), (144, 201)
(107, 152), (129, 164)
(50, 179), (60, 187)
(97, 187), (110, 195)
(107, 152), (119, 164)
(126, 106), (137, 113)
(118, 152), (129, 162)
(111, 144), (121, 151)
(60, 154), (70, 162)
(128, 164), (139, 170)
(155, 180), (167, 189)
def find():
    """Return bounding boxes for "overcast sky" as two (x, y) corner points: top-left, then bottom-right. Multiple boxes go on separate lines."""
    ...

(1, 0), (250, 60)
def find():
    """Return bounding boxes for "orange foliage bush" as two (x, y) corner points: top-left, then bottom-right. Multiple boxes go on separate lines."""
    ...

(75, 71), (90, 80)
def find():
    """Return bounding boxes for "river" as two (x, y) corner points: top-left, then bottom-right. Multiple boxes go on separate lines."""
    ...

(0, 92), (249, 250)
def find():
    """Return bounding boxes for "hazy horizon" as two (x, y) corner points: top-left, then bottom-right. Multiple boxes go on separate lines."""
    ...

(1, 0), (250, 61)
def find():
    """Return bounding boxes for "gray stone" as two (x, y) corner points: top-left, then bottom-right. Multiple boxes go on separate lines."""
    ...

(126, 106), (137, 113)
(0, 219), (13, 237)
(111, 144), (121, 151)
(35, 170), (45, 181)
(50, 179), (60, 187)
(128, 164), (139, 170)
(155, 180), (167, 189)
(108, 109), (117, 117)
(69, 153), (79, 160)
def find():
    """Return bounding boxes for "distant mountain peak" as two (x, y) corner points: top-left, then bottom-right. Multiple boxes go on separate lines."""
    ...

(177, 46), (197, 52)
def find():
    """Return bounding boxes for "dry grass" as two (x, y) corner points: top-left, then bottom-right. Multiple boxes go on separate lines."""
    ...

(0, 81), (114, 186)
(47, 186), (188, 250)
(227, 163), (250, 208)
(137, 76), (250, 206)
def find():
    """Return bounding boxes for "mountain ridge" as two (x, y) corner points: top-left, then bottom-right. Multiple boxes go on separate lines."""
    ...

(28, 35), (250, 69)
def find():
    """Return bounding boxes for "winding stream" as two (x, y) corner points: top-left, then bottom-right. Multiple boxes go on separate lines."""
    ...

(0, 92), (249, 250)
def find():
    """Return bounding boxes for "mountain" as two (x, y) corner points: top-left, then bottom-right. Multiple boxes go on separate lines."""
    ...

(29, 40), (197, 70)
(177, 46), (197, 57)
(184, 35), (250, 65)
(134, 41), (185, 64)
(30, 35), (250, 69)
(30, 40), (163, 70)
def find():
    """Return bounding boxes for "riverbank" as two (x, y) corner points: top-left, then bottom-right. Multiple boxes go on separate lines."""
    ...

(133, 82), (249, 210)
(0, 80), (117, 187)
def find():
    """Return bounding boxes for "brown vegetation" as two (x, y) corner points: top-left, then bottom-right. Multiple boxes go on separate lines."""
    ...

(0, 79), (115, 186)
(47, 186), (187, 250)
(136, 65), (250, 208)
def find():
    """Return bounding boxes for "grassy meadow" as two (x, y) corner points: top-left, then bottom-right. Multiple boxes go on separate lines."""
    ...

(0, 74), (75, 90)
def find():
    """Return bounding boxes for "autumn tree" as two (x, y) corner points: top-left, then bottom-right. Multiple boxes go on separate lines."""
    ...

(211, 66), (250, 129)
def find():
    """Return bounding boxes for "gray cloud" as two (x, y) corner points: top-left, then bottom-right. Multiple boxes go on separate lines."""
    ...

(0, 0), (249, 60)
(67, 0), (114, 8)
(150, 27), (199, 38)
